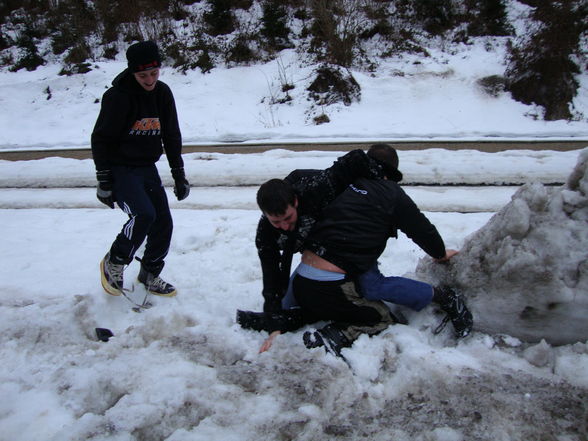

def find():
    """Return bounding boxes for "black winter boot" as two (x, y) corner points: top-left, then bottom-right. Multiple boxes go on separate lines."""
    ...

(303, 324), (351, 357)
(433, 286), (473, 338)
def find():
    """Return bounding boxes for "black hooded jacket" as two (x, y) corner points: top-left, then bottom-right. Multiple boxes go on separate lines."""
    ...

(304, 177), (446, 275)
(255, 150), (386, 309)
(91, 69), (183, 172)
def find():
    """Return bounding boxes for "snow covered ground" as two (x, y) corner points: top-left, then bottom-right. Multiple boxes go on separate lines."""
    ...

(1, 147), (587, 441)
(1, 41), (588, 440)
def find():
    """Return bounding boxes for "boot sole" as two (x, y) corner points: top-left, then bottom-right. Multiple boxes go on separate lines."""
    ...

(100, 259), (122, 296)
(149, 290), (177, 298)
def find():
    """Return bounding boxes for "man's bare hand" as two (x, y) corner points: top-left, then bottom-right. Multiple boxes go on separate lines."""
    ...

(259, 331), (281, 353)
(434, 249), (459, 263)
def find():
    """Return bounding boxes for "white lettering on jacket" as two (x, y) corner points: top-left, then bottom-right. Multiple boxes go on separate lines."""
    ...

(349, 184), (368, 195)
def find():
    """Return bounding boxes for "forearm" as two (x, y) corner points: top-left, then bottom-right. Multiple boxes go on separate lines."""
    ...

(163, 138), (183, 169)
(256, 217), (288, 295)
(161, 88), (183, 169)
(434, 249), (459, 262)
(259, 251), (287, 298)
(397, 192), (446, 259)
(327, 149), (385, 191)
(413, 225), (446, 259)
(91, 90), (128, 170)
(91, 134), (114, 171)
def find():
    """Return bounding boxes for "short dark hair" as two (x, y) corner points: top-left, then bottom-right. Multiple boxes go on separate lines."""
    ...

(257, 179), (296, 216)
(367, 143), (403, 182)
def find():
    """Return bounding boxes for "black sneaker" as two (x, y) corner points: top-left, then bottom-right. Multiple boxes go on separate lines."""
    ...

(100, 253), (125, 296)
(303, 324), (351, 358)
(138, 266), (177, 297)
(433, 287), (473, 338)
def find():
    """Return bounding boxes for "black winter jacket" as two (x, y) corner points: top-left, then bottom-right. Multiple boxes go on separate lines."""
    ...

(91, 69), (183, 172)
(255, 150), (386, 310)
(305, 177), (446, 275)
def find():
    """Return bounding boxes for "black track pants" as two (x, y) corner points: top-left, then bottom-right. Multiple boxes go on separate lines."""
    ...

(293, 274), (395, 343)
(109, 164), (172, 273)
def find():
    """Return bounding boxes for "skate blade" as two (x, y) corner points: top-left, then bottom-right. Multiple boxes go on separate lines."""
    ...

(122, 287), (153, 312)
(131, 302), (153, 313)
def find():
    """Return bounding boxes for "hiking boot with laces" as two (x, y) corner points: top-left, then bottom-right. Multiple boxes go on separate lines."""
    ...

(303, 324), (351, 358)
(433, 286), (473, 338)
(100, 252), (125, 296)
(138, 266), (177, 297)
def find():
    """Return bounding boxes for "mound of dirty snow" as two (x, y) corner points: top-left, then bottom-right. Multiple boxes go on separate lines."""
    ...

(415, 148), (588, 345)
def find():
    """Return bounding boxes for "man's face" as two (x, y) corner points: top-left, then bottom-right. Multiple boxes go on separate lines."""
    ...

(266, 200), (298, 231)
(133, 68), (160, 91)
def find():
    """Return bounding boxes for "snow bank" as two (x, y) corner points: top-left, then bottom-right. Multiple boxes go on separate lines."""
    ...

(416, 148), (588, 345)
(0, 149), (580, 188)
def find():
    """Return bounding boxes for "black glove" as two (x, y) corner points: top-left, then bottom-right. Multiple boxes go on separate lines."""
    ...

(96, 170), (115, 209)
(236, 309), (304, 333)
(171, 167), (190, 201)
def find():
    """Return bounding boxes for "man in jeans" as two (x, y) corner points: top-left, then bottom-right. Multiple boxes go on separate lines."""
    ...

(292, 175), (471, 355)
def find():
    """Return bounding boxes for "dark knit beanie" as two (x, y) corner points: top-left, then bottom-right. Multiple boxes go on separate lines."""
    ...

(126, 41), (162, 73)
(367, 143), (403, 182)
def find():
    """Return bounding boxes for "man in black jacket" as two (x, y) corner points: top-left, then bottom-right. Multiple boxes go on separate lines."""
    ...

(255, 148), (387, 312)
(295, 176), (472, 354)
(91, 41), (190, 298)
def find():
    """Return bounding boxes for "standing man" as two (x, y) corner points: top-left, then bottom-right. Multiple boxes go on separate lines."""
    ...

(91, 40), (190, 298)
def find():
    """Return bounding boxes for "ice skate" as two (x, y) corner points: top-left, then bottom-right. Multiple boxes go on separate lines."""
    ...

(137, 266), (177, 297)
(100, 252), (125, 296)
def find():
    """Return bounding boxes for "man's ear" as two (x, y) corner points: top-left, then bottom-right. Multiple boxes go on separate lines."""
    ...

(293, 196), (298, 209)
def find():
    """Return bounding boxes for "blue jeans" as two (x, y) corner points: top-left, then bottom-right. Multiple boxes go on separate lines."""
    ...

(357, 264), (433, 311)
(282, 263), (433, 311)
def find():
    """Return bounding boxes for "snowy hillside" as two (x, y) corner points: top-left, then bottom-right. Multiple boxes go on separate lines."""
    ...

(1, 45), (587, 151)
(1, 1), (588, 150)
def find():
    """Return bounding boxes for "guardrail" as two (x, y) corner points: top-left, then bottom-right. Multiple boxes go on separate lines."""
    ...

(0, 140), (587, 161)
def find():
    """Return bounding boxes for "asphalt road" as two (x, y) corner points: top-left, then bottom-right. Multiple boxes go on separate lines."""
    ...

(0, 140), (586, 161)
